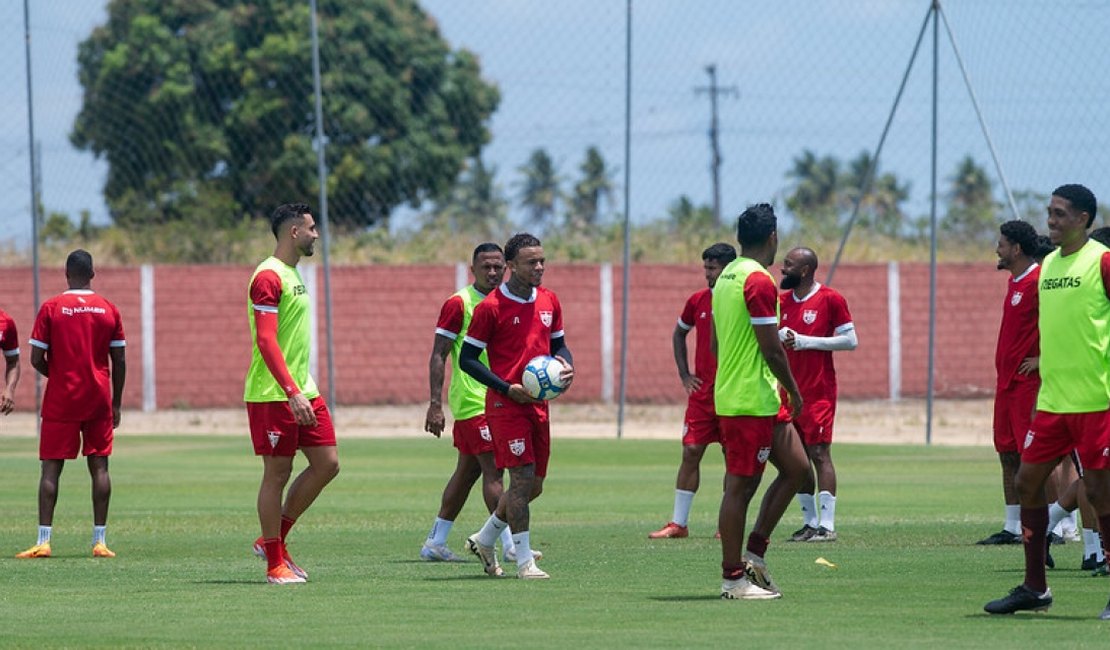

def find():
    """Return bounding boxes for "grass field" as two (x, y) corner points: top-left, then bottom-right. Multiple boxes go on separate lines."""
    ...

(2, 435), (1109, 648)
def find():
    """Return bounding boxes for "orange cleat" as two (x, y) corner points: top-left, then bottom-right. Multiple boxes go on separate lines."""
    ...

(92, 542), (116, 558)
(266, 563), (306, 585)
(648, 522), (689, 539)
(16, 542), (51, 559)
(254, 536), (307, 580)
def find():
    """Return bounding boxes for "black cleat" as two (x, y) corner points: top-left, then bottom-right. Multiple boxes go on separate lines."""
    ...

(1047, 532), (1064, 546)
(1045, 544), (1055, 570)
(788, 525), (818, 542)
(984, 585), (1052, 614)
(1082, 553), (1099, 571)
(977, 530), (1021, 545)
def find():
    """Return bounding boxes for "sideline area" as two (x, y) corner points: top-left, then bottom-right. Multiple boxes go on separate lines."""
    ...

(0, 399), (992, 445)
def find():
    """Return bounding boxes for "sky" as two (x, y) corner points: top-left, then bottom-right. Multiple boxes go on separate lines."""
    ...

(3, 0), (1109, 248)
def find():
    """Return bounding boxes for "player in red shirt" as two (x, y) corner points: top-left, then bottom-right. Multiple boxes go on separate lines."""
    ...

(459, 233), (574, 579)
(777, 247), (857, 543)
(0, 307), (20, 417)
(648, 243), (736, 539)
(18, 250), (126, 559)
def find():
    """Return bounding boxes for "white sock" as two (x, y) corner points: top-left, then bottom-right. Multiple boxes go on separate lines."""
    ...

(1083, 529), (1104, 561)
(500, 526), (515, 554)
(818, 491), (836, 531)
(37, 525), (51, 545)
(477, 514), (508, 548)
(511, 530), (533, 568)
(1046, 502), (1072, 536)
(427, 517), (453, 546)
(798, 493), (818, 528)
(1003, 504), (1021, 535)
(92, 525), (106, 546)
(1062, 510), (1078, 536)
(672, 489), (695, 527)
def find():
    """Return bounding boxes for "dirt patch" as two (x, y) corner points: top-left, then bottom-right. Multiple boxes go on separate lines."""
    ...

(0, 399), (993, 446)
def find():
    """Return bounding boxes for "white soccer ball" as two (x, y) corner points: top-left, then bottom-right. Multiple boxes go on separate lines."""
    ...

(521, 355), (568, 401)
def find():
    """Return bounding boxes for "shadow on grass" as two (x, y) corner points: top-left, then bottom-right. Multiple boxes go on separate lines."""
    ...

(968, 613), (1095, 622)
(194, 579), (267, 585)
(649, 595), (722, 602)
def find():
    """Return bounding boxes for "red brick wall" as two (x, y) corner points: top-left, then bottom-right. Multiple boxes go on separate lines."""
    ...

(0, 262), (1009, 410)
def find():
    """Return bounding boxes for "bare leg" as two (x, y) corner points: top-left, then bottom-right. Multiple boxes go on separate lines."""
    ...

(999, 451), (1021, 505)
(436, 453), (483, 521)
(809, 443), (836, 495)
(752, 423), (808, 539)
(258, 456), (294, 539)
(476, 452), (504, 513)
(38, 460), (65, 526)
(498, 464), (536, 533)
(282, 445), (340, 521)
(719, 473), (761, 570)
(87, 456), (111, 526)
(675, 444), (708, 492)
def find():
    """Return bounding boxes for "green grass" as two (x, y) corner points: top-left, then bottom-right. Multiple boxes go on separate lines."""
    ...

(1, 436), (1109, 648)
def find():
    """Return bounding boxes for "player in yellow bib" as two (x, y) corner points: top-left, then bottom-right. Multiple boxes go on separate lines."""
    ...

(985, 184), (1110, 619)
(245, 203), (339, 585)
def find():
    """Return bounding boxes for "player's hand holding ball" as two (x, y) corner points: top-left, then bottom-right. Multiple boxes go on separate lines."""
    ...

(521, 355), (572, 401)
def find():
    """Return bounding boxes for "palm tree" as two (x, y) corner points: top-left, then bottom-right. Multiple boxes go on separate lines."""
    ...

(568, 146), (616, 229)
(842, 150), (910, 237)
(515, 148), (561, 231)
(435, 157), (509, 237)
(943, 156), (997, 240)
(786, 149), (840, 214)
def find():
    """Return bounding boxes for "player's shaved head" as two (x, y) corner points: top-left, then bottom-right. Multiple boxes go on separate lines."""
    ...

(788, 247), (818, 272)
(65, 249), (95, 282)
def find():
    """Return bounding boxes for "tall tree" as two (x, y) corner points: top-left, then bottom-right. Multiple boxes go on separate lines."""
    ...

(568, 146), (616, 229)
(842, 150), (910, 236)
(786, 149), (840, 214)
(71, 0), (500, 230)
(434, 157), (509, 237)
(942, 156), (997, 240)
(515, 148), (561, 230)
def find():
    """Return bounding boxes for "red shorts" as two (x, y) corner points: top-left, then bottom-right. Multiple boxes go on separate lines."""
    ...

(718, 415), (774, 477)
(453, 414), (494, 456)
(486, 405), (550, 478)
(1022, 410), (1110, 470)
(247, 396), (336, 457)
(682, 394), (720, 446)
(39, 417), (113, 460)
(794, 399), (836, 446)
(992, 380), (1038, 453)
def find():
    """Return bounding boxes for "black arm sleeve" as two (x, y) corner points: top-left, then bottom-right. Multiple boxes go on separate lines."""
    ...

(460, 341), (511, 395)
(550, 334), (573, 367)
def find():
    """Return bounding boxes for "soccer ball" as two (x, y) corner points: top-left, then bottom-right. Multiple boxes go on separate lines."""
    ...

(521, 355), (568, 401)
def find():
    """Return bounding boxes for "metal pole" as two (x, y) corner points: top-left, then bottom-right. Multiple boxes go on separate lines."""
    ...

(936, 2), (1019, 221)
(309, 0), (337, 412)
(617, 0), (632, 439)
(707, 65), (721, 225)
(23, 0), (42, 408)
(826, 2), (933, 286)
(926, 1), (939, 446)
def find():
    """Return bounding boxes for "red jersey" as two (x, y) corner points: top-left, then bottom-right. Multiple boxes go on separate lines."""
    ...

(0, 309), (18, 359)
(995, 263), (1040, 390)
(779, 283), (853, 402)
(678, 288), (715, 401)
(465, 283), (564, 411)
(30, 290), (125, 421)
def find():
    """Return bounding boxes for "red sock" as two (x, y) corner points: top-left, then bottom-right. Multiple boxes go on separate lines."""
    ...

(1021, 506), (1048, 593)
(263, 538), (284, 571)
(746, 532), (770, 559)
(280, 516), (296, 542)
(721, 563), (744, 580)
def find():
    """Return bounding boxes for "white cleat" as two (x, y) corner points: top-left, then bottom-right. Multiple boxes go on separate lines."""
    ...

(516, 559), (550, 580)
(503, 547), (543, 564)
(721, 576), (781, 600)
(742, 551), (781, 595)
(466, 534), (503, 577)
(420, 542), (465, 562)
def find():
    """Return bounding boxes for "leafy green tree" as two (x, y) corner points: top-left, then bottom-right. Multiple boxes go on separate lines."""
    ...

(786, 149), (841, 214)
(515, 148), (561, 230)
(942, 156), (998, 241)
(71, 0), (499, 230)
(432, 157), (509, 238)
(841, 150), (910, 237)
(568, 147), (616, 229)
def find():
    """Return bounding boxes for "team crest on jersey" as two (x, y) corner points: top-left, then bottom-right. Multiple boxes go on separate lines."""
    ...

(803, 309), (818, 325)
(540, 311), (553, 327)
(757, 447), (771, 464)
(1024, 430), (1034, 450)
(267, 430), (281, 448)
(1011, 291), (1023, 306)
(479, 425), (491, 442)
(509, 438), (526, 456)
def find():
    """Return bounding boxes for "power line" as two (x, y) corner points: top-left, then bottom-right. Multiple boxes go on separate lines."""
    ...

(694, 64), (737, 225)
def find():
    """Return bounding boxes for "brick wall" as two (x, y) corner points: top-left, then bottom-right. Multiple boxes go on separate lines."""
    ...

(0, 261), (1007, 411)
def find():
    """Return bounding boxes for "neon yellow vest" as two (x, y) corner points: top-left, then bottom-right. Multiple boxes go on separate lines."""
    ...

(1037, 239), (1110, 413)
(447, 285), (490, 420)
(244, 257), (319, 403)
(712, 257), (781, 416)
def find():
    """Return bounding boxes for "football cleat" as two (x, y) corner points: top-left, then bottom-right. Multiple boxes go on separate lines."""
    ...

(92, 542), (116, 558)
(976, 530), (1021, 545)
(516, 559), (550, 580)
(421, 542), (465, 563)
(266, 564), (306, 585)
(742, 551), (780, 595)
(1092, 562), (1110, 578)
(720, 576), (780, 600)
(806, 527), (838, 542)
(503, 547), (543, 564)
(648, 522), (689, 539)
(1101, 597), (1110, 620)
(15, 542), (51, 559)
(788, 525), (818, 542)
(984, 585), (1052, 614)
(1082, 553), (1100, 571)
(253, 536), (307, 579)
(466, 534), (503, 577)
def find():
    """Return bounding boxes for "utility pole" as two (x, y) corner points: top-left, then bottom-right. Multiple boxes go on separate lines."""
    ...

(695, 64), (738, 225)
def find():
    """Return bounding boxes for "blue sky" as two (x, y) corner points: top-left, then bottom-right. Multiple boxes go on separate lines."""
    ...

(3, 1), (1109, 248)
